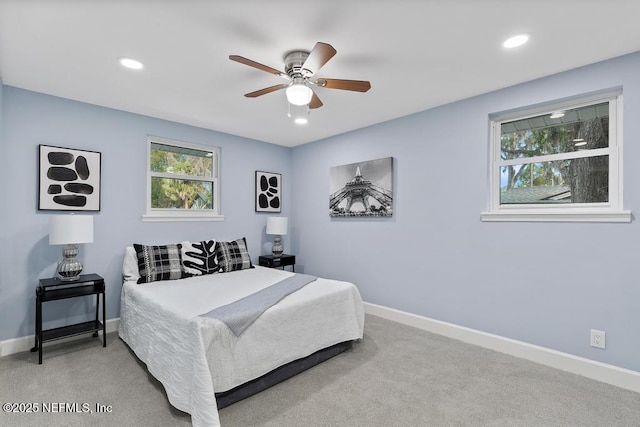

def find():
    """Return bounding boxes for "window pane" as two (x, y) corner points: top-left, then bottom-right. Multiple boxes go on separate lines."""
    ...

(151, 177), (213, 209)
(500, 155), (608, 204)
(150, 143), (213, 178)
(500, 102), (609, 160)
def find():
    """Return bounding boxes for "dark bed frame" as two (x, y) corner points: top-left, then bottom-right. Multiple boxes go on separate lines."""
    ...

(215, 340), (354, 409)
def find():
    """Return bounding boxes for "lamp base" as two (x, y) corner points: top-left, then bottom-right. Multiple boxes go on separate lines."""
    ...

(57, 244), (83, 281)
(271, 236), (283, 256)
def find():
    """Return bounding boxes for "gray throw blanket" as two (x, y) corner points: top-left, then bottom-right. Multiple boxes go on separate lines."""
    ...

(200, 273), (317, 336)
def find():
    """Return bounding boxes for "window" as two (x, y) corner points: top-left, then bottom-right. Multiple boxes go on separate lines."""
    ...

(143, 136), (223, 222)
(481, 90), (630, 222)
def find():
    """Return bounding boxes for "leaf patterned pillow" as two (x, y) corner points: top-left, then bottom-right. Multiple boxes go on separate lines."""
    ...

(180, 240), (219, 276)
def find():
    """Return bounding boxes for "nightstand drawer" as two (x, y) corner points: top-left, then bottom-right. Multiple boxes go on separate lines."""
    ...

(259, 254), (295, 271)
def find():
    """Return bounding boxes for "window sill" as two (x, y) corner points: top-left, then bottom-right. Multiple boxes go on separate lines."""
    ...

(480, 209), (631, 223)
(142, 212), (225, 222)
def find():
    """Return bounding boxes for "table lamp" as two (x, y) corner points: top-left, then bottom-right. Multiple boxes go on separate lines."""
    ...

(266, 216), (288, 256)
(49, 214), (94, 280)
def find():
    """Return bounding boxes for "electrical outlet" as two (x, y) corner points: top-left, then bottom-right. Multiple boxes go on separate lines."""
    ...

(590, 329), (606, 349)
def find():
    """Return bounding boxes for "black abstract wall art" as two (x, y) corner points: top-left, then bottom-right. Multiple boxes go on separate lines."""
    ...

(255, 171), (281, 213)
(39, 145), (101, 211)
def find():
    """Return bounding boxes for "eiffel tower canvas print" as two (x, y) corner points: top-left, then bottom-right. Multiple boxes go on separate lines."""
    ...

(329, 157), (393, 217)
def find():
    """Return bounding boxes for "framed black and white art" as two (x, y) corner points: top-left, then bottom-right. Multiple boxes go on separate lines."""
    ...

(329, 157), (393, 217)
(38, 145), (102, 211)
(255, 171), (281, 213)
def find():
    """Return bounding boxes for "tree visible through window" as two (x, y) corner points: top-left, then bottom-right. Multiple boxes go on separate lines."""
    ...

(482, 91), (629, 222)
(145, 137), (221, 221)
(499, 102), (609, 205)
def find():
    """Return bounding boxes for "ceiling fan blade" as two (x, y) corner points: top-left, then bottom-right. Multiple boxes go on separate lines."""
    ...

(301, 42), (336, 76)
(309, 90), (323, 109)
(229, 55), (288, 78)
(244, 84), (289, 98)
(315, 78), (371, 92)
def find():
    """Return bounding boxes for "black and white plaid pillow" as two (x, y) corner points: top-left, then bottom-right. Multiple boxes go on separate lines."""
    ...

(216, 237), (254, 273)
(134, 243), (185, 284)
(181, 240), (218, 276)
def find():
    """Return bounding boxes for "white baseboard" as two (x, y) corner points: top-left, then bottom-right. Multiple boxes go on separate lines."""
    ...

(0, 318), (120, 357)
(6, 308), (640, 394)
(364, 302), (640, 393)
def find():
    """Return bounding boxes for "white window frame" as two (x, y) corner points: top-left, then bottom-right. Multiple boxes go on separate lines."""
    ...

(481, 89), (630, 222)
(143, 135), (224, 222)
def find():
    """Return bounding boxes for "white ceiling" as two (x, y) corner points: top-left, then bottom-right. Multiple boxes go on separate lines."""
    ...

(1, 1), (640, 147)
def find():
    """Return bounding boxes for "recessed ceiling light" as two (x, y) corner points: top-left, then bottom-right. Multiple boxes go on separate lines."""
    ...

(549, 111), (565, 119)
(503, 34), (529, 49)
(294, 117), (308, 125)
(119, 57), (144, 70)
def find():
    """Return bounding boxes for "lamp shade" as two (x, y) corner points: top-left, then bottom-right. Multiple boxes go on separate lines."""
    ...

(49, 215), (94, 245)
(266, 216), (288, 236)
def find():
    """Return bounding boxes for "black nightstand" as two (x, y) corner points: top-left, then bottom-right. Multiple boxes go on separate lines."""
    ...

(259, 254), (296, 272)
(30, 273), (106, 364)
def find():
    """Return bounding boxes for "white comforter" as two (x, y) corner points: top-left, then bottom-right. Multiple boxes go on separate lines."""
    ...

(119, 266), (364, 427)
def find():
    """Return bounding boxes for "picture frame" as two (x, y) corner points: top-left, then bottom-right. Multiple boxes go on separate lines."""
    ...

(255, 171), (282, 213)
(38, 144), (102, 211)
(329, 157), (393, 217)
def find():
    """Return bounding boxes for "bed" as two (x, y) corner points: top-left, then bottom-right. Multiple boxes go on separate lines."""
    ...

(118, 243), (365, 427)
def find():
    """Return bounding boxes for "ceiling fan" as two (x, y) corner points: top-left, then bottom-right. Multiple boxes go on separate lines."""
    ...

(229, 42), (371, 110)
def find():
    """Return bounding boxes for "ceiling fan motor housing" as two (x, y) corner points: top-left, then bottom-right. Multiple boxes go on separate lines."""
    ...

(284, 50), (311, 78)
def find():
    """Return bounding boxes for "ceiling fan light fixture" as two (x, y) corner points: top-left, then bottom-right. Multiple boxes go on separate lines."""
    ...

(286, 84), (312, 106)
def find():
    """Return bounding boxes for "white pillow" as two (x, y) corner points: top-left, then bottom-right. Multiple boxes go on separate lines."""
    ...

(122, 246), (140, 282)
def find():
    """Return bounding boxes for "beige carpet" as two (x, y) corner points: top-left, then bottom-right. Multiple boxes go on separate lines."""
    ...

(1, 314), (640, 426)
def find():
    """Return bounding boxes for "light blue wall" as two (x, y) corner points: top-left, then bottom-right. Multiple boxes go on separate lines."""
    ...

(3, 52), (640, 374)
(0, 87), (291, 341)
(291, 51), (640, 372)
(0, 79), (7, 340)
